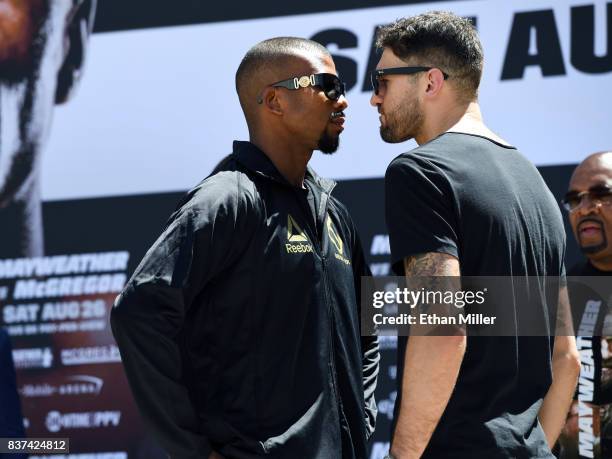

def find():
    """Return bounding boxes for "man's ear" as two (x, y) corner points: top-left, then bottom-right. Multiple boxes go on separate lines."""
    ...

(55, 0), (97, 104)
(259, 87), (283, 116)
(424, 68), (446, 98)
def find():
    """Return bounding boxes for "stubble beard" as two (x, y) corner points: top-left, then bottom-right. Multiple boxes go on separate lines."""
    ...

(380, 96), (424, 144)
(317, 128), (340, 154)
(581, 232), (609, 255)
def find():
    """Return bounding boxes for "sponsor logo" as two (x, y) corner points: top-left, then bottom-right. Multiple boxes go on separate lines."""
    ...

(327, 218), (344, 255)
(12, 347), (53, 369)
(20, 375), (104, 398)
(288, 214), (308, 242)
(285, 243), (313, 253)
(327, 217), (350, 265)
(286, 214), (313, 253)
(45, 410), (121, 432)
(61, 345), (121, 366)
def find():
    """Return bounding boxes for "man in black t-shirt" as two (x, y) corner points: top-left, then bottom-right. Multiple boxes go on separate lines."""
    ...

(369, 12), (580, 459)
(558, 152), (612, 458)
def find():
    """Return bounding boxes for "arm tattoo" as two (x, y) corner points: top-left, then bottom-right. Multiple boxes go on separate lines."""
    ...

(404, 253), (463, 335)
(404, 252), (460, 277)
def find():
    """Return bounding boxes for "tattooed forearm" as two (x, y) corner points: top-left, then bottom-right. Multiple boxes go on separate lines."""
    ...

(403, 253), (462, 329)
(404, 252), (460, 277)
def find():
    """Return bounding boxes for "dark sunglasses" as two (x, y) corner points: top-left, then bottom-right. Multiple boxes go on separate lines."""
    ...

(562, 185), (612, 212)
(269, 73), (346, 101)
(370, 66), (449, 95)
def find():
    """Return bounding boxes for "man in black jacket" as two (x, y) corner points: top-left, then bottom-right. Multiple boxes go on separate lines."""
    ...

(111, 37), (379, 459)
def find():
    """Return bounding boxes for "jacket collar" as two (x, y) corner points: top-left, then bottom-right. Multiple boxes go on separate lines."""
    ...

(232, 140), (335, 193)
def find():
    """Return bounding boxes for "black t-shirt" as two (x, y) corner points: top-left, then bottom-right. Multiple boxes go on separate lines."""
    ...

(385, 132), (566, 458)
(568, 260), (612, 405)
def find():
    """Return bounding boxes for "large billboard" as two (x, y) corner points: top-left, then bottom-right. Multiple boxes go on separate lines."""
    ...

(0, 0), (610, 457)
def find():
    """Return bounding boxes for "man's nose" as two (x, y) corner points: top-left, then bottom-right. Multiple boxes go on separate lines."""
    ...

(336, 93), (348, 111)
(370, 91), (382, 107)
(575, 196), (601, 216)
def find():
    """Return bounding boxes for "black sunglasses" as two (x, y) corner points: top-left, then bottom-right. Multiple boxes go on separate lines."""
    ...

(268, 73), (346, 101)
(562, 185), (612, 212)
(370, 66), (449, 94)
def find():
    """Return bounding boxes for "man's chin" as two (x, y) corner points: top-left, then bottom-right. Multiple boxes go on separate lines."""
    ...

(317, 134), (340, 154)
(581, 242), (608, 255)
(380, 126), (411, 144)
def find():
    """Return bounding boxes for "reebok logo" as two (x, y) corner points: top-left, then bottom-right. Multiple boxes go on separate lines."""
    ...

(287, 215), (308, 242)
(286, 215), (313, 254)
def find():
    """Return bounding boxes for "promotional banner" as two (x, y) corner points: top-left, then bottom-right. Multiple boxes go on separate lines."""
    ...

(0, 0), (610, 457)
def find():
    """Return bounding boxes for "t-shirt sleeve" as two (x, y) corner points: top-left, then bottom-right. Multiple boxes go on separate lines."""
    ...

(384, 156), (459, 275)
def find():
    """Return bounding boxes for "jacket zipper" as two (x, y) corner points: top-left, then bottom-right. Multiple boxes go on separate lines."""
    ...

(322, 258), (341, 410)
(294, 185), (342, 433)
(296, 187), (341, 419)
(317, 193), (342, 443)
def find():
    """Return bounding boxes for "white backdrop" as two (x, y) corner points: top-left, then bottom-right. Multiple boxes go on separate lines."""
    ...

(42, 0), (612, 200)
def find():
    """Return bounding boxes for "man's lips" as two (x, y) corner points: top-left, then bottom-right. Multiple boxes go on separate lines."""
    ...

(578, 219), (603, 236)
(330, 111), (345, 128)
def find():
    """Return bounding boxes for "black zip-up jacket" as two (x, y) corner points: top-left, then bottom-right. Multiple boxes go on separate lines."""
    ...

(110, 141), (379, 459)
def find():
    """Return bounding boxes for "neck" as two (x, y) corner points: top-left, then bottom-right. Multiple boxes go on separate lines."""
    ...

(0, 178), (44, 258)
(415, 100), (472, 145)
(250, 131), (312, 187)
(415, 101), (509, 146)
(589, 255), (612, 272)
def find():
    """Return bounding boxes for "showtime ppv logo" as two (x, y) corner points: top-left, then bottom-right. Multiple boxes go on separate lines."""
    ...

(45, 410), (121, 433)
(21, 375), (103, 398)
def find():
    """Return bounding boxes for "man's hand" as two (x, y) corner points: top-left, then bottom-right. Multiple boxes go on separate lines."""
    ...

(208, 451), (225, 459)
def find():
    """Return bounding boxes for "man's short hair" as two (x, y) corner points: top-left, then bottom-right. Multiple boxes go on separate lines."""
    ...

(376, 11), (484, 102)
(235, 37), (330, 126)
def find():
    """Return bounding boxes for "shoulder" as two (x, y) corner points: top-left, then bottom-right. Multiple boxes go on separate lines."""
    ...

(385, 149), (452, 196)
(168, 170), (261, 232)
(385, 138), (451, 178)
(185, 170), (258, 213)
